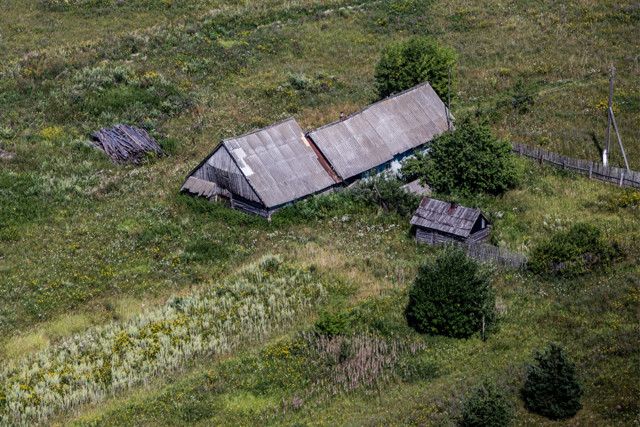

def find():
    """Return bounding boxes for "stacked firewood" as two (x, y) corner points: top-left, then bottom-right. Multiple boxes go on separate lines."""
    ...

(89, 124), (163, 165)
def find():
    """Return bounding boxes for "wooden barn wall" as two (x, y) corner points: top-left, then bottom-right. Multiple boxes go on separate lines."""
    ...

(230, 195), (270, 218)
(415, 228), (465, 245)
(193, 148), (262, 204)
(467, 227), (490, 244)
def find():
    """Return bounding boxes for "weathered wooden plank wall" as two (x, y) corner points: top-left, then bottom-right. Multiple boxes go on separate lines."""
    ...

(193, 147), (262, 204)
(512, 142), (640, 188)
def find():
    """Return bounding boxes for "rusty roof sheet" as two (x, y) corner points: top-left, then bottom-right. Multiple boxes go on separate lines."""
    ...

(410, 197), (489, 238)
(307, 82), (450, 180)
(222, 117), (336, 208)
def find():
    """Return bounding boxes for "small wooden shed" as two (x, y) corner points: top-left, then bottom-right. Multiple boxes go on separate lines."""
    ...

(411, 197), (491, 245)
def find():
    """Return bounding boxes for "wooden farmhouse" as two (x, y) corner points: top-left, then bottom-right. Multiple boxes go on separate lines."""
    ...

(182, 82), (452, 216)
(411, 197), (491, 245)
(181, 118), (339, 218)
(307, 81), (451, 183)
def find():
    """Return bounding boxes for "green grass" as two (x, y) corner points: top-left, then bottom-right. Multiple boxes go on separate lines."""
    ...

(0, 0), (638, 424)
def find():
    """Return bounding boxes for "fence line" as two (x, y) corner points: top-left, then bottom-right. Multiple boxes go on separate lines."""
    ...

(511, 142), (640, 189)
(466, 242), (528, 269)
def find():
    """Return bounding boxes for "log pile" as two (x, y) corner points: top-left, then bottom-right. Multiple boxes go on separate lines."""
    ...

(89, 124), (163, 165)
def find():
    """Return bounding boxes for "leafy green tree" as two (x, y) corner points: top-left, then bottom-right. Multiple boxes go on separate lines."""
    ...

(402, 116), (517, 196)
(374, 36), (456, 100)
(404, 245), (495, 338)
(460, 379), (515, 427)
(521, 343), (584, 420)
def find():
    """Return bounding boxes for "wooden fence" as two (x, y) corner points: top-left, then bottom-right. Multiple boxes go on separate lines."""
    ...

(511, 142), (640, 188)
(466, 242), (528, 269)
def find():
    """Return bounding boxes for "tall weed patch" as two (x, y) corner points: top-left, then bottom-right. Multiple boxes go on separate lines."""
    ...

(0, 256), (326, 425)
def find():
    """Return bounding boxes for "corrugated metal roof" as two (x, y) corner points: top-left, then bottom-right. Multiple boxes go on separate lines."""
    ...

(222, 117), (336, 208)
(410, 197), (489, 238)
(307, 82), (450, 180)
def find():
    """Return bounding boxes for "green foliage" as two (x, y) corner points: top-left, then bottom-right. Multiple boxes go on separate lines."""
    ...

(348, 175), (423, 218)
(402, 116), (517, 196)
(528, 223), (620, 277)
(404, 245), (495, 338)
(521, 343), (584, 420)
(158, 137), (179, 155)
(374, 36), (456, 100)
(460, 379), (515, 427)
(314, 308), (352, 338)
(498, 79), (536, 114)
(606, 188), (640, 210)
(273, 175), (420, 225)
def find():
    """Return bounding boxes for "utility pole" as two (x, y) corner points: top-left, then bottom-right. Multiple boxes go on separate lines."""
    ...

(603, 67), (614, 166)
(447, 65), (451, 131)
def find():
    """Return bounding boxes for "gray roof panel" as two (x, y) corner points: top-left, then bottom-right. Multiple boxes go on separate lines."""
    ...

(308, 82), (450, 179)
(222, 118), (336, 208)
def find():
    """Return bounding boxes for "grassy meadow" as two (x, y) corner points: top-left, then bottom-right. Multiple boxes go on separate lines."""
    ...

(0, 0), (638, 425)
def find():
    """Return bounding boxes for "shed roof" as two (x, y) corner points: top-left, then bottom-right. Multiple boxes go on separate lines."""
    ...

(187, 118), (336, 209)
(410, 197), (490, 238)
(307, 82), (450, 180)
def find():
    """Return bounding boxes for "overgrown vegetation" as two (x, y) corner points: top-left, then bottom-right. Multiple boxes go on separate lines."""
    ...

(405, 246), (495, 339)
(528, 222), (620, 277)
(0, 256), (327, 425)
(402, 116), (517, 196)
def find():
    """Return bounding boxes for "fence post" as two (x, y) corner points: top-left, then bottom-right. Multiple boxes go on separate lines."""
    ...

(620, 171), (624, 187)
(563, 159), (567, 170)
(519, 145), (522, 157)
(589, 163), (593, 179)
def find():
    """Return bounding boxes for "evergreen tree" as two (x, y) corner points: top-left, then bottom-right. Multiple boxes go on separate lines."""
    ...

(521, 343), (584, 420)
(460, 379), (515, 427)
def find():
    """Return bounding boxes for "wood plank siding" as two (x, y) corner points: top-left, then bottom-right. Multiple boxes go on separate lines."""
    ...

(192, 146), (262, 204)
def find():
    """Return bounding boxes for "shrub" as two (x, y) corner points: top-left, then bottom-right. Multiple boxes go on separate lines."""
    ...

(347, 174), (423, 218)
(520, 343), (584, 420)
(402, 115), (517, 196)
(315, 308), (352, 338)
(374, 36), (456, 100)
(460, 379), (515, 427)
(404, 245), (495, 338)
(528, 223), (619, 277)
